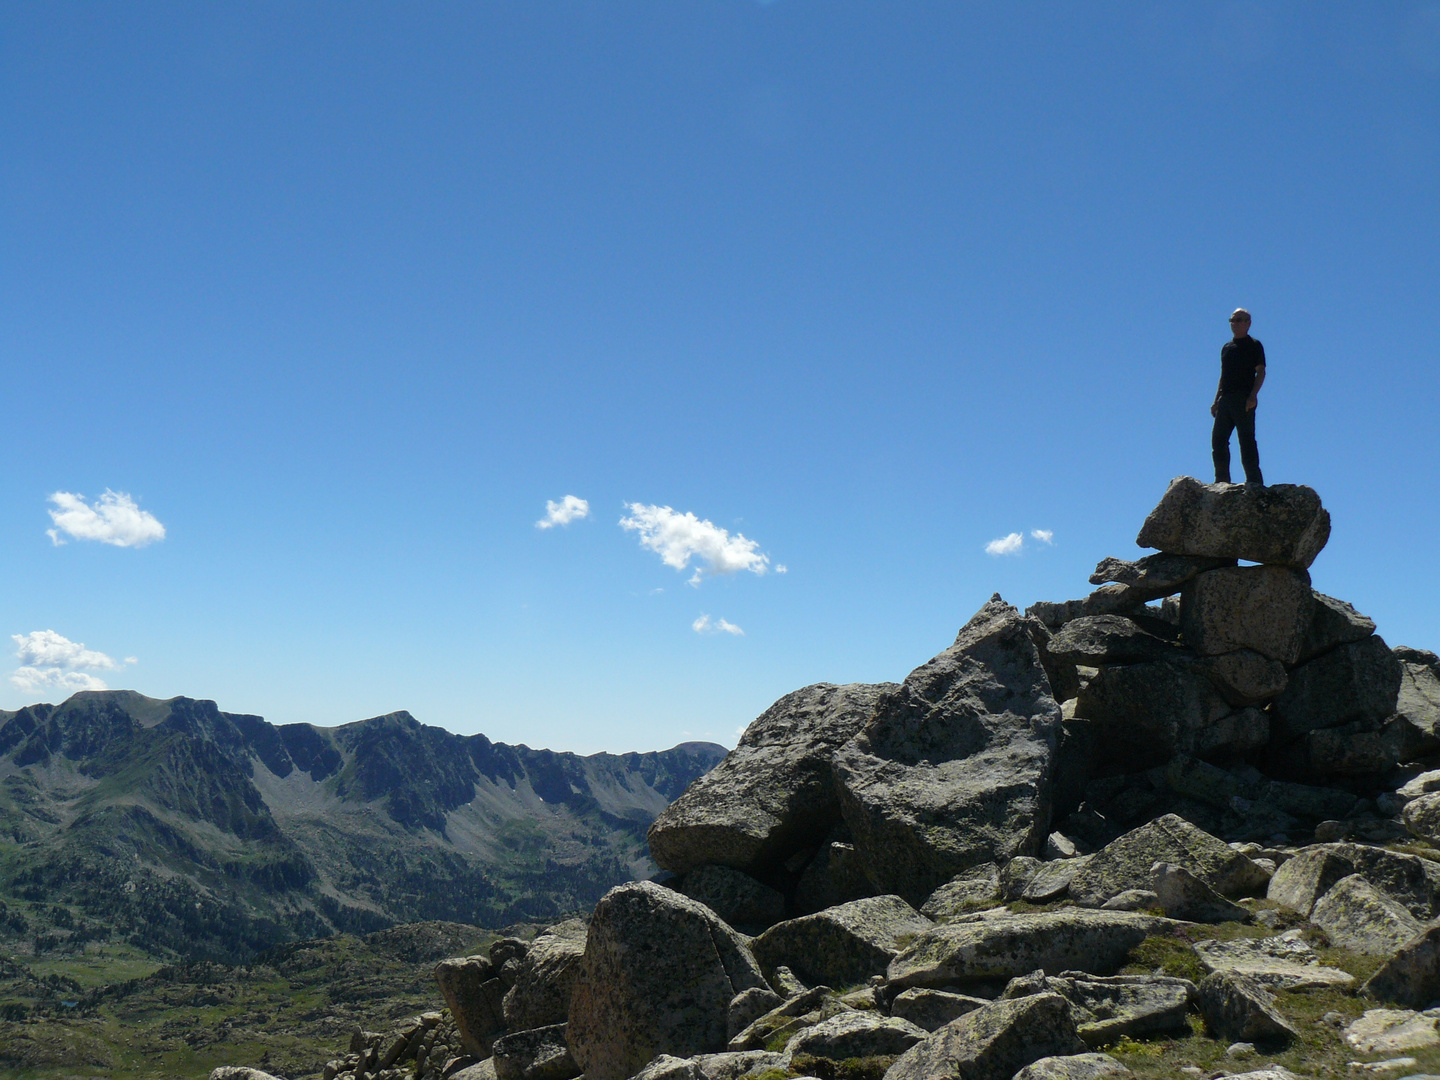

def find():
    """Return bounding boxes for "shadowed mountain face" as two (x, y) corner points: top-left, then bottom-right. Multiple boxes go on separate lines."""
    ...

(0, 691), (724, 961)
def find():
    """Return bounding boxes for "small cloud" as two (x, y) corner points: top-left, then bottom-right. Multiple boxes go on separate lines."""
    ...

(9, 630), (127, 695)
(1030, 530), (1054, 545)
(620, 503), (771, 585)
(985, 533), (1024, 556)
(536, 495), (589, 529)
(692, 614), (744, 636)
(47, 490), (165, 548)
(775, 564), (788, 574)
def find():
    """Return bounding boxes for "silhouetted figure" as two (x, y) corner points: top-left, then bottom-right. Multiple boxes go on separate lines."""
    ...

(1211, 307), (1266, 485)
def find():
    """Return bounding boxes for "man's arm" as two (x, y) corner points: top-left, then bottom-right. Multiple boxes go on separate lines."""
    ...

(1247, 365), (1266, 411)
(1211, 375), (1225, 417)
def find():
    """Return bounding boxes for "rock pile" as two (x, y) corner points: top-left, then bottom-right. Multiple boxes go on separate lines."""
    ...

(214, 477), (1440, 1080)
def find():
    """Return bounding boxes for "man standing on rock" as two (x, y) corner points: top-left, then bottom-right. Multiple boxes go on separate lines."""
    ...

(1210, 307), (1266, 486)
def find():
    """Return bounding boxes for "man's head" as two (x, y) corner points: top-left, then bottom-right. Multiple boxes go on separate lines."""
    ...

(1229, 308), (1251, 339)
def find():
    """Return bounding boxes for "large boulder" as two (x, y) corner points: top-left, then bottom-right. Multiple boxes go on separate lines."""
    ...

(920, 863), (1003, 918)
(1134, 477), (1331, 569)
(647, 682), (893, 876)
(1192, 650), (1288, 708)
(831, 596), (1063, 906)
(502, 920), (587, 1031)
(566, 882), (770, 1080)
(1385, 660), (1440, 764)
(1309, 874), (1425, 956)
(750, 895), (932, 989)
(1067, 815), (1269, 907)
(435, 955), (509, 1057)
(1178, 566), (1314, 664)
(886, 910), (1179, 992)
(1270, 636), (1403, 744)
(1265, 842), (1440, 920)
(1151, 862), (1251, 923)
(883, 992), (1088, 1080)
(1073, 660), (1245, 766)
(1296, 592), (1376, 664)
(1363, 926), (1440, 1007)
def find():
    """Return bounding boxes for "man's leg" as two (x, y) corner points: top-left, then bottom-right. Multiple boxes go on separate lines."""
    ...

(1235, 404), (1263, 485)
(1211, 401), (1236, 484)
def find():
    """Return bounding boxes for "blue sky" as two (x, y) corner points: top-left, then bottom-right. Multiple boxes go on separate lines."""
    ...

(3, 2), (1438, 753)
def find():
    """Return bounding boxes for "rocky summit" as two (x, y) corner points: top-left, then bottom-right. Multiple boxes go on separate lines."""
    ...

(200, 477), (1440, 1080)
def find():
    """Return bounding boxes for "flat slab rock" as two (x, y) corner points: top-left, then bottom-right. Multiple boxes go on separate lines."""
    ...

(1135, 476), (1331, 569)
(780, 1011), (928, 1063)
(1193, 932), (1355, 991)
(1265, 842), (1440, 921)
(886, 909), (1181, 991)
(1008, 971), (1195, 1046)
(1344, 1008), (1440, 1054)
(833, 595), (1063, 906)
(1012, 1053), (1134, 1080)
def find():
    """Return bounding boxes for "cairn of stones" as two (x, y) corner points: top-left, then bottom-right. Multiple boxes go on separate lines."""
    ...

(217, 477), (1440, 1080)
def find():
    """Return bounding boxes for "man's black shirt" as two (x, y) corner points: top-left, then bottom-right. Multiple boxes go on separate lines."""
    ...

(1220, 335), (1266, 394)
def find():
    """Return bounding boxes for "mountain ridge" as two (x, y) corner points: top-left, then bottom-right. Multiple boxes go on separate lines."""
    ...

(0, 690), (725, 962)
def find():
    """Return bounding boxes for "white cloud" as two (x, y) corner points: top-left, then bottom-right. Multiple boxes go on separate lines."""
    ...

(693, 614), (744, 636)
(9, 630), (131, 695)
(536, 495), (590, 529)
(985, 532), (1024, 556)
(47, 490), (165, 547)
(1030, 529), (1054, 545)
(620, 503), (770, 584)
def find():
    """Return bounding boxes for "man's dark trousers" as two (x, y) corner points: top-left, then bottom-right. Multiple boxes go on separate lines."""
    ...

(1212, 391), (1264, 485)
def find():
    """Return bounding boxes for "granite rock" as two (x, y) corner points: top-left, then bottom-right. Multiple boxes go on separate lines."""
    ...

(1135, 477), (1331, 569)
(1310, 873), (1426, 956)
(1196, 971), (1297, 1044)
(1178, 566), (1314, 665)
(1363, 926), (1440, 1007)
(567, 882), (770, 1080)
(1067, 814), (1269, 907)
(883, 992), (1088, 1080)
(750, 894), (932, 989)
(1271, 636), (1403, 744)
(832, 596), (1062, 905)
(502, 920), (587, 1032)
(678, 865), (786, 932)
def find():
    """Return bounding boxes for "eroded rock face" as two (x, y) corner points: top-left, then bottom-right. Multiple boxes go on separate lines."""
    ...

(886, 910), (1179, 992)
(677, 865), (786, 932)
(1296, 592), (1376, 664)
(1386, 661), (1440, 764)
(1067, 815), (1269, 907)
(832, 596), (1063, 906)
(1309, 874), (1424, 956)
(566, 882), (769, 1080)
(1047, 616), (1181, 666)
(884, 992), (1089, 1080)
(502, 920), (587, 1032)
(1271, 636), (1403, 744)
(749, 894), (932, 989)
(1179, 566), (1314, 665)
(1135, 477), (1331, 569)
(647, 682), (894, 876)
(1073, 660), (1238, 766)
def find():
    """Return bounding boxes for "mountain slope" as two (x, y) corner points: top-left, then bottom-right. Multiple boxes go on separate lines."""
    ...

(0, 691), (724, 961)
